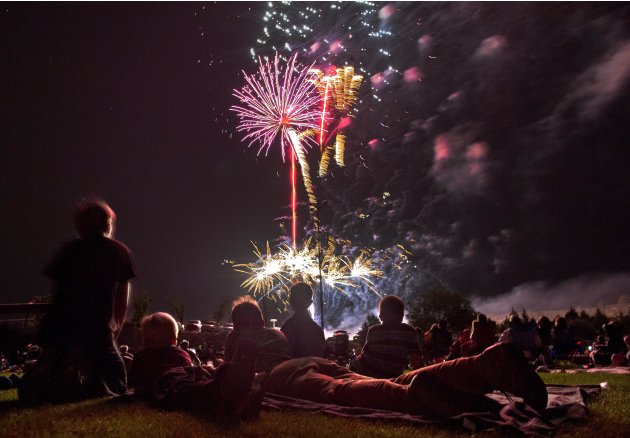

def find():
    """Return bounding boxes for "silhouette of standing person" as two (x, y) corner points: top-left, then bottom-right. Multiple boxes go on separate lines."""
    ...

(20, 199), (136, 403)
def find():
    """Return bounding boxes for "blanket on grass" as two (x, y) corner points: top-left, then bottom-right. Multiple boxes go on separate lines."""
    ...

(262, 385), (601, 436)
(552, 367), (630, 374)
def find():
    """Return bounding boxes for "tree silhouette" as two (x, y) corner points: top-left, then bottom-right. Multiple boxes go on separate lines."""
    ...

(407, 289), (476, 333)
(167, 298), (186, 324)
(131, 291), (152, 325)
(210, 296), (231, 323)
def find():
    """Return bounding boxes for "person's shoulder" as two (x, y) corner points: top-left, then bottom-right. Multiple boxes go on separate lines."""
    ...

(264, 328), (287, 339)
(55, 238), (83, 254)
(105, 237), (133, 254)
(281, 315), (296, 330)
(136, 345), (181, 355)
(131, 346), (156, 363)
(368, 323), (384, 332)
(308, 317), (324, 332)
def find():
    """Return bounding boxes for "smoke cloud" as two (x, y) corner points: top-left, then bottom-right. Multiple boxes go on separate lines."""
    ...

(258, 3), (630, 330)
(473, 273), (630, 318)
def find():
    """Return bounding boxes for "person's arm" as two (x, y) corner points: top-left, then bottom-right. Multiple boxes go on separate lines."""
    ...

(470, 322), (478, 343)
(112, 281), (130, 340)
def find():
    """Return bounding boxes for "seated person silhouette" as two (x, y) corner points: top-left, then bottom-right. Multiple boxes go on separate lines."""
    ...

(281, 282), (325, 358)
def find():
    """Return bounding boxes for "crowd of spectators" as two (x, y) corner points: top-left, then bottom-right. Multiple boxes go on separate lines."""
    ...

(1, 199), (628, 423)
(416, 312), (629, 370)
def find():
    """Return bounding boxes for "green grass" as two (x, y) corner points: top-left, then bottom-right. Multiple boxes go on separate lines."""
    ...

(0, 373), (628, 437)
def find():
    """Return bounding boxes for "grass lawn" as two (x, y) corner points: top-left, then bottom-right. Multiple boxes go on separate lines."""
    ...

(0, 373), (628, 437)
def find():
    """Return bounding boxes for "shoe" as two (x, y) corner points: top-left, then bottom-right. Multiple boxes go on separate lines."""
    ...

(477, 342), (548, 411)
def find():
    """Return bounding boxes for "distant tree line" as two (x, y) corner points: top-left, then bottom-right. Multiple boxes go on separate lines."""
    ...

(354, 288), (629, 343)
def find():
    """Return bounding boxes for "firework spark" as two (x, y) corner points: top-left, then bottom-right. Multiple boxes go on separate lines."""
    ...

(233, 236), (384, 309)
(310, 66), (363, 176)
(231, 53), (324, 243)
(231, 53), (321, 160)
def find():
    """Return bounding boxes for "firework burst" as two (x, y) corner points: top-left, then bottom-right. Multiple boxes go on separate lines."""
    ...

(233, 236), (384, 310)
(231, 53), (324, 243)
(231, 53), (321, 160)
(310, 66), (363, 176)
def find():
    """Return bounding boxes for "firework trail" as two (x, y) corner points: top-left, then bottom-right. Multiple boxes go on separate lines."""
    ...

(231, 53), (323, 241)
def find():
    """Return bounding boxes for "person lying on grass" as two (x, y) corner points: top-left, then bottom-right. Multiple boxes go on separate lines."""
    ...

(129, 312), (262, 421)
(227, 297), (548, 418)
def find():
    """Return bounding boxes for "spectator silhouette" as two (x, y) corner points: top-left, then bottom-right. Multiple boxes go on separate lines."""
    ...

(590, 335), (611, 366)
(603, 319), (625, 355)
(424, 320), (452, 363)
(180, 340), (202, 366)
(498, 315), (542, 360)
(20, 199), (136, 404)
(470, 313), (496, 354)
(352, 296), (424, 377)
(280, 283), (325, 358)
(224, 297), (291, 373)
(448, 328), (474, 359)
(550, 316), (577, 361)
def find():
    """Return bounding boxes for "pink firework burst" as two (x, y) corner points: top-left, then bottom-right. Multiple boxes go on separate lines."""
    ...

(231, 53), (322, 161)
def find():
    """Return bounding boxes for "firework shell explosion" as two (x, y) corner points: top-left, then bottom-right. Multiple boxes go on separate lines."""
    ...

(231, 53), (331, 231)
(233, 236), (385, 311)
(231, 53), (321, 160)
(310, 66), (363, 176)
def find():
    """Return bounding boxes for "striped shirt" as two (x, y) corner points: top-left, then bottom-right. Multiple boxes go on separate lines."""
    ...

(353, 323), (422, 378)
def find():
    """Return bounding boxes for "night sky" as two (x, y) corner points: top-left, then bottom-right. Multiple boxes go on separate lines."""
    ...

(2, 3), (630, 325)
(1, 3), (285, 318)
